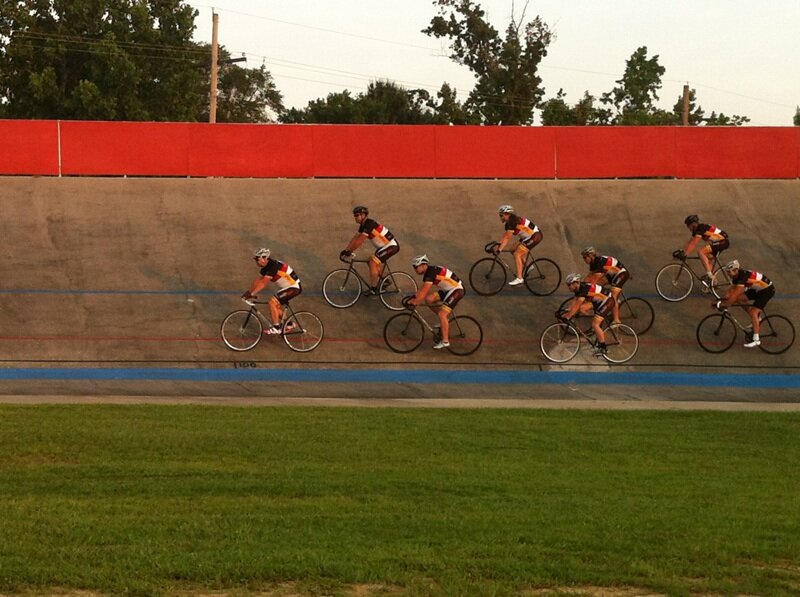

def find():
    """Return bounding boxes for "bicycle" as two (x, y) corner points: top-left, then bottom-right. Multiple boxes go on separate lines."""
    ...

(557, 290), (655, 335)
(655, 253), (731, 302)
(221, 299), (324, 353)
(540, 316), (639, 364)
(322, 253), (417, 311)
(383, 299), (483, 356)
(469, 241), (561, 296)
(696, 305), (795, 354)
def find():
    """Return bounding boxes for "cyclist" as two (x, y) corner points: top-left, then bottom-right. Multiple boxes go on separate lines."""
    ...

(340, 206), (399, 294)
(495, 205), (543, 286)
(560, 272), (614, 356)
(408, 254), (465, 350)
(715, 260), (775, 348)
(674, 214), (729, 289)
(581, 246), (629, 325)
(241, 248), (302, 335)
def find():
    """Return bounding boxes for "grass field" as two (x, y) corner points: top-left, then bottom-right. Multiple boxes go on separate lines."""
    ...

(1, 404), (799, 596)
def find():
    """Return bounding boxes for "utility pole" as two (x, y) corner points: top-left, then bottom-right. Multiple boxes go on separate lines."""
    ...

(681, 84), (690, 126)
(209, 10), (219, 123)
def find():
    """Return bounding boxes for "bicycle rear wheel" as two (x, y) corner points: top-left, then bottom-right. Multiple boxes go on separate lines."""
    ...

(618, 296), (655, 335)
(602, 323), (638, 364)
(469, 257), (506, 296)
(282, 311), (324, 352)
(379, 271), (418, 311)
(758, 314), (795, 355)
(711, 268), (732, 299)
(322, 268), (362, 308)
(524, 258), (561, 296)
(221, 309), (263, 351)
(655, 263), (693, 301)
(383, 313), (424, 353)
(446, 315), (483, 356)
(540, 322), (580, 363)
(696, 313), (736, 353)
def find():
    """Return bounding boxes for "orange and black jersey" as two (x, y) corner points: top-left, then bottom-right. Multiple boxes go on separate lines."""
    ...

(694, 223), (728, 242)
(504, 213), (540, 242)
(358, 218), (396, 249)
(731, 269), (772, 292)
(573, 282), (610, 308)
(422, 265), (464, 292)
(259, 258), (301, 290)
(588, 255), (626, 276)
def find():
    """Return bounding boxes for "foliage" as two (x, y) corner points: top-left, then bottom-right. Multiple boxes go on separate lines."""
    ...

(0, 0), (282, 122)
(422, 0), (553, 125)
(793, 106), (799, 126)
(540, 89), (598, 125)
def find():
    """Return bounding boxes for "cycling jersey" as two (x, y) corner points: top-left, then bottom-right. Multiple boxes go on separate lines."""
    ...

(359, 218), (397, 249)
(574, 282), (613, 315)
(423, 265), (464, 292)
(731, 269), (772, 291)
(260, 258), (301, 290)
(588, 255), (626, 276)
(694, 223), (728, 243)
(504, 213), (540, 243)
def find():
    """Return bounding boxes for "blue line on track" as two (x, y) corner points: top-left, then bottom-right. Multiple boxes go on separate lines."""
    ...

(1, 367), (798, 388)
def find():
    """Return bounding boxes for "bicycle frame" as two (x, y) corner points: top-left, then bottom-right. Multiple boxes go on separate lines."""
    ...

(339, 256), (394, 292)
(696, 304), (795, 355)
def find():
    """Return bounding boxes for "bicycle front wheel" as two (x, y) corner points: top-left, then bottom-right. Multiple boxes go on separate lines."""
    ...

(322, 268), (363, 308)
(540, 322), (580, 363)
(524, 258), (561, 296)
(711, 268), (732, 299)
(602, 323), (639, 364)
(447, 315), (483, 356)
(379, 271), (418, 311)
(282, 311), (324, 352)
(759, 315), (795, 355)
(469, 257), (506, 296)
(383, 313), (424, 353)
(696, 313), (736, 353)
(221, 309), (263, 351)
(655, 263), (693, 302)
(618, 297), (655, 335)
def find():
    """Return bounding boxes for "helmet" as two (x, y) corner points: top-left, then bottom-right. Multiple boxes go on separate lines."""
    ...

(723, 259), (740, 272)
(580, 246), (596, 257)
(684, 214), (699, 225)
(352, 206), (369, 216)
(411, 254), (429, 268)
(498, 205), (514, 215)
(565, 273), (582, 285)
(253, 248), (270, 259)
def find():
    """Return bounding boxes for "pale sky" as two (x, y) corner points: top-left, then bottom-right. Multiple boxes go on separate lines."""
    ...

(187, 1), (800, 126)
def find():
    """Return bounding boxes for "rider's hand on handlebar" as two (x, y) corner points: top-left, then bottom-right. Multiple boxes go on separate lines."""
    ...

(672, 249), (686, 260)
(339, 249), (352, 261)
(241, 290), (256, 305)
(714, 299), (727, 312)
(401, 295), (416, 310)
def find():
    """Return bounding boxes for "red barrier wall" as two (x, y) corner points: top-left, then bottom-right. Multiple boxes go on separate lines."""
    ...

(2, 120), (799, 179)
(0, 120), (59, 175)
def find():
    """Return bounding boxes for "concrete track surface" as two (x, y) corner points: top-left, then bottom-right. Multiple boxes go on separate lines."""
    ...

(0, 177), (798, 406)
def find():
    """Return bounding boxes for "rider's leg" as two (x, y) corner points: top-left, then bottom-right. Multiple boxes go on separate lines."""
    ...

(368, 257), (382, 290)
(513, 245), (527, 279)
(268, 297), (283, 327)
(592, 314), (606, 346)
(610, 287), (622, 324)
(437, 306), (451, 343)
(698, 245), (713, 276)
(748, 306), (763, 335)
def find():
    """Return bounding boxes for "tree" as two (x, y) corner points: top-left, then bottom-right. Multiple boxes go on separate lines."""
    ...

(794, 106), (800, 126)
(670, 88), (705, 125)
(704, 112), (750, 126)
(422, 0), (553, 125)
(540, 89), (599, 125)
(0, 0), (282, 122)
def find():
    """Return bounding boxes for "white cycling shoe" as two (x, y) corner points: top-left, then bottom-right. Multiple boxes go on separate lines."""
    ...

(433, 340), (450, 349)
(508, 277), (524, 286)
(744, 338), (761, 348)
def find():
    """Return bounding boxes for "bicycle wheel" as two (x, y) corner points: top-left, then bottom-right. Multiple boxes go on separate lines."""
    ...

(282, 311), (324, 353)
(221, 309), (263, 351)
(446, 315), (483, 356)
(540, 322), (580, 363)
(655, 263), (694, 302)
(696, 313), (736, 353)
(379, 271), (418, 311)
(322, 268), (363, 308)
(618, 296), (655, 335)
(524, 258), (561, 296)
(602, 323), (639, 364)
(383, 312), (425, 353)
(758, 315), (795, 355)
(711, 268), (732, 299)
(469, 257), (507, 296)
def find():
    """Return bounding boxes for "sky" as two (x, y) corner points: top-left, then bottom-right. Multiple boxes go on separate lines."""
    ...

(186, 1), (800, 126)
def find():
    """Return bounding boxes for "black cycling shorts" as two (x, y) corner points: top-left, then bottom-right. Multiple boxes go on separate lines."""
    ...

(375, 242), (399, 263)
(521, 230), (543, 251)
(438, 287), (464, 310)
(275, 285), (301, 305)
(710, 238), (729, 256)
(606, 269), (630, 289)
(746, 284), (774, 310)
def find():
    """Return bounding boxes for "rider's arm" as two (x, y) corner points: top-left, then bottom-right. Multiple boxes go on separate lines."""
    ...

(683, 235), (700, 255)
(410, 281), (433, 306)
(585, 272), (604, 284)
(345, 233), (366, 253)
(496, 229), (514, 252)
(720, 284), (744, 308)
(247, 276), (269, 297)
(563, 297), (585, 320)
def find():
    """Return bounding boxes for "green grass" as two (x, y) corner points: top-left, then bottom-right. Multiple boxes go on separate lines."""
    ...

(0, 405), (799, 596)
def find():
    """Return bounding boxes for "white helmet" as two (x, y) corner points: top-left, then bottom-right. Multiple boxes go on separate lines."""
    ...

(411, 254), (429, 268)
(253, 248), (270, 259)
(723, 259), (740, 272)
(580, 246), (596, 257)
(565, 273), (582, 285)
(498, 205), (514, 215)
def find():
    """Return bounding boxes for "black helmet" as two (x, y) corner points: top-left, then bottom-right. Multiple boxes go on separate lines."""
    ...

(684, 214), (699, 225)
(353, 206), (369, 216)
